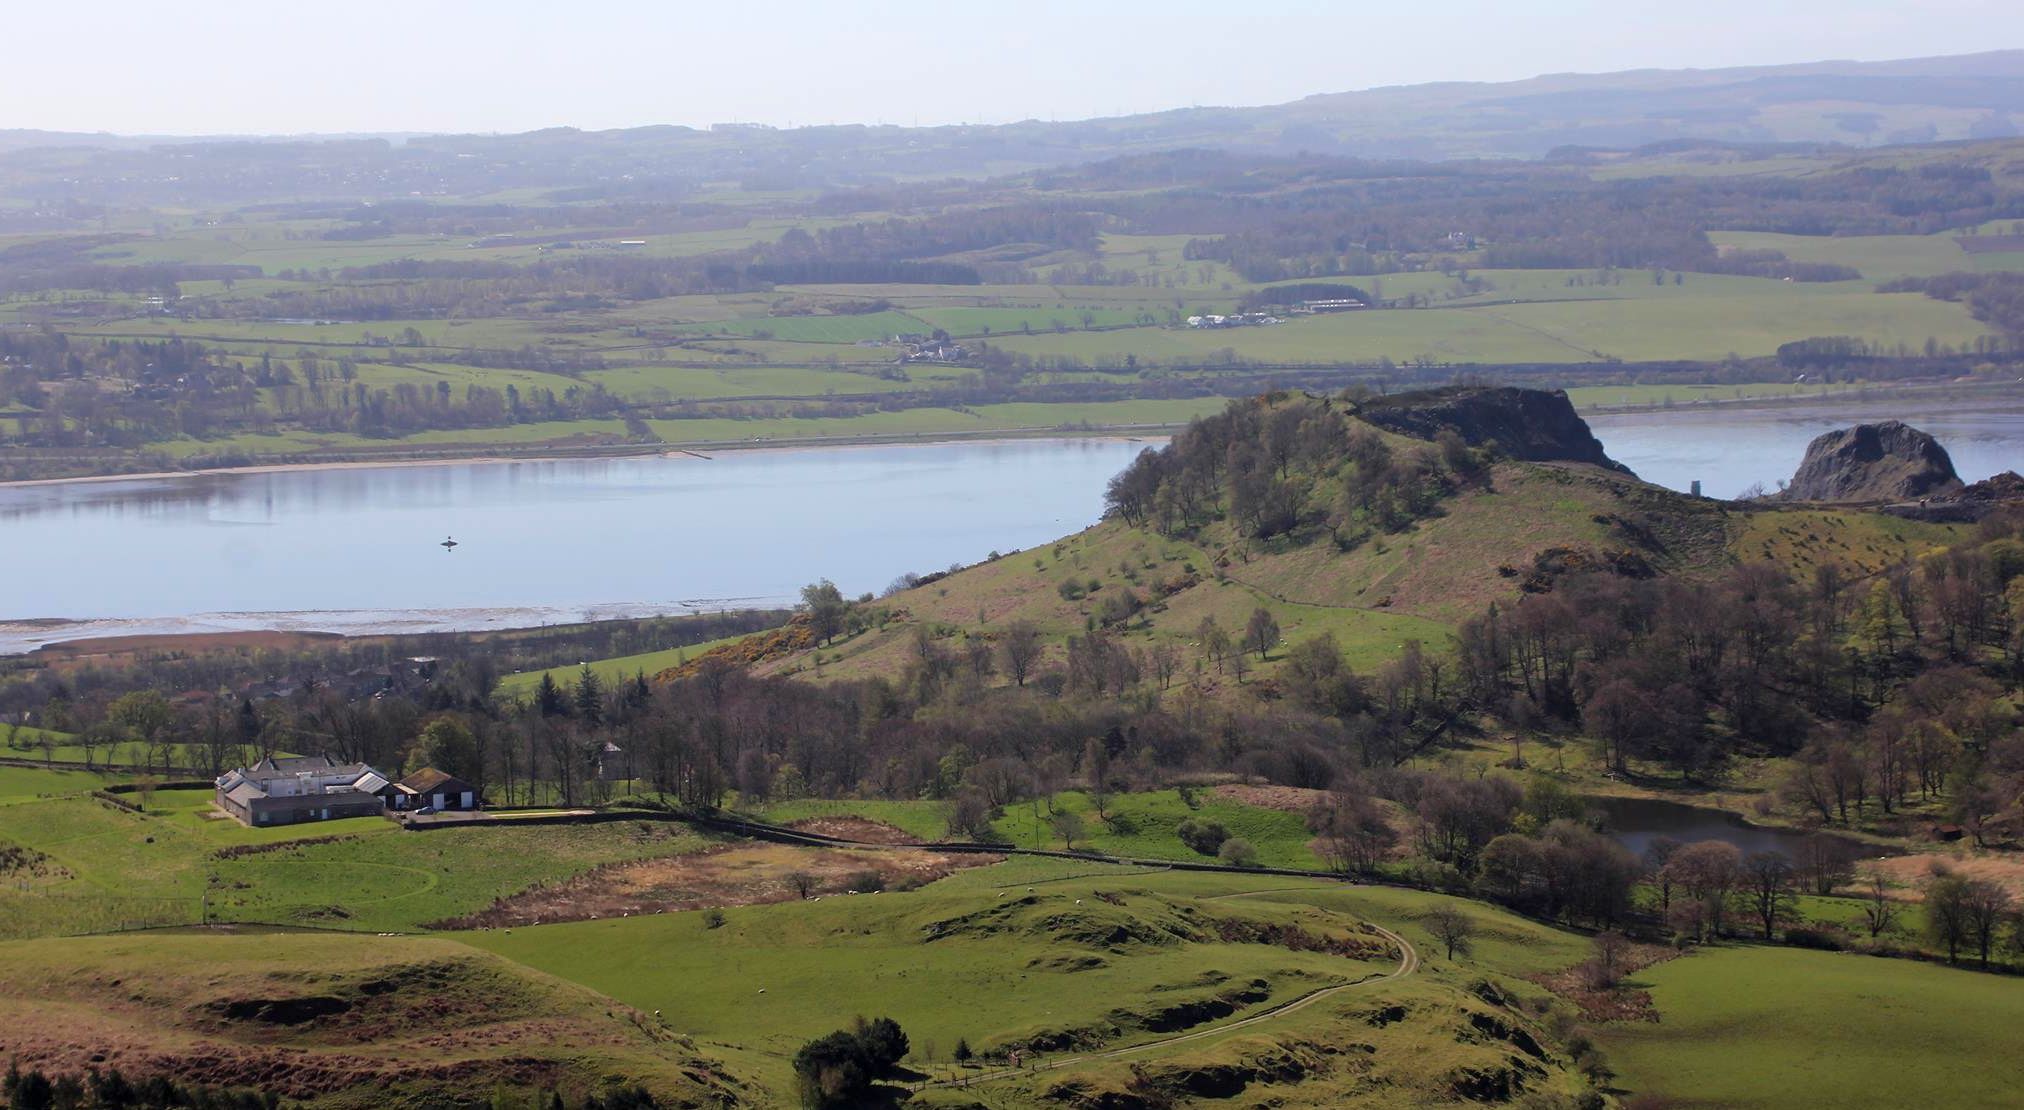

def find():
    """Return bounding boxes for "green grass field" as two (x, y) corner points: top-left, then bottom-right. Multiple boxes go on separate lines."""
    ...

(1602, 946), (2024, 1109)
(467, 862), (1408, 1094)
(1565, 380), (1867, 409)
(987, 288), (1988, 365)
(0, 786), (721, 937)
(206, 819), (719, 931)
(758, 787), (1331, 870)
(645, 398), (1223, 446)
(0, 764), (113, 801)
(494, 630), (761, 697)
(1706, 230), (1975, 280)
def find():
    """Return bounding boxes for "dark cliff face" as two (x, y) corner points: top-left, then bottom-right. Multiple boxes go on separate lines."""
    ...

(1778, 421), (1963, 502)
(1357, 387), (1633, 474)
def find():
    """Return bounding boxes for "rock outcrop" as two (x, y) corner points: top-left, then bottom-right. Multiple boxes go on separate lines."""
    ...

(1961, 470), (2024, 503)
(1778, 421), (1962, 502)
(1357, 387), (1632, 473)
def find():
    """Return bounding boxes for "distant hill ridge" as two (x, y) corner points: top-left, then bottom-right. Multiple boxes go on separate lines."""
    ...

(6, 50), (2024, 174)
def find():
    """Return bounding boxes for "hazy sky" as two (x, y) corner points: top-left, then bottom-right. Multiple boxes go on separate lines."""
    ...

(5, 0), (2020, 136)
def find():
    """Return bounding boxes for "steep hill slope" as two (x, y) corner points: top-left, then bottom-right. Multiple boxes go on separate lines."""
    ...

(751, 388), (1735, 690)
(742, 387), (1967, 696)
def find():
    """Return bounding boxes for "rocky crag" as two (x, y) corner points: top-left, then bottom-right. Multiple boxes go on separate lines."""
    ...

(1357, 387), (1632, 473)
(1777, 421), (1962, 502)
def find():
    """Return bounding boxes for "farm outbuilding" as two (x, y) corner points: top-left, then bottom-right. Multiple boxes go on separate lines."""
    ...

(388, 767), (481, 813)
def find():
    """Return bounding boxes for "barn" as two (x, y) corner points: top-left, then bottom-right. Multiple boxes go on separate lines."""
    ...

(387, 767), (481, 813)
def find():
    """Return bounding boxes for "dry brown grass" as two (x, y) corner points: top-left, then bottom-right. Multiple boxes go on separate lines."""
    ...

(1872, 851), (2024, 900)
(436, 840), (997, 928)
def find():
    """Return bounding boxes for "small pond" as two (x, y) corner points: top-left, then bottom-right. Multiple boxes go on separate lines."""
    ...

(1594, 796), (1888, 861)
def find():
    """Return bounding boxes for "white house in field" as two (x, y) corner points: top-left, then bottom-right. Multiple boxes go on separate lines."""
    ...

(214, 755), (391, 827)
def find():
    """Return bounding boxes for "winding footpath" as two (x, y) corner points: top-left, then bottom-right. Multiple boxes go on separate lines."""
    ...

(921, 895), (1421, 1093)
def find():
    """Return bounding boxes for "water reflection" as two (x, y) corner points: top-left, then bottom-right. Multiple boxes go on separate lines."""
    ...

(1596, 797), (1885, 860)
(0, 439), (1151, 643)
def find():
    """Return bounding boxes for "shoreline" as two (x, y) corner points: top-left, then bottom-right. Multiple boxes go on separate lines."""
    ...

(1573, 376), (2024, 416)
(8, 377), (2018, 489)
(0, 423), (1178, 490)
(0, 599), (794, 657)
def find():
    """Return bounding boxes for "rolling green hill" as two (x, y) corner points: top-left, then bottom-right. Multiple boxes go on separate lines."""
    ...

(746, 385), (1952, 696)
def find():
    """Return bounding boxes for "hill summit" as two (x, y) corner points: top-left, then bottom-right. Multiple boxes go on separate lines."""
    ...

(1779, 420), (1962, 502)
(1355, 386), (1632, 473)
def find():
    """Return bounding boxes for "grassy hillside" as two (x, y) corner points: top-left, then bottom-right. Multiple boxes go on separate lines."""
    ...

(0, 785), (723, 938)
(469, 859), (1593, 1105)
(1601, 945), (2024, 1110)
(0, 931), (749, 1108)
(747, 389), (1790, 694)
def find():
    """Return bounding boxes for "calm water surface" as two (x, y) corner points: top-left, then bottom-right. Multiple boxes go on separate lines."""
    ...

(0, 439), (1152, 651)
(1590, 395), (2024, 498)
(6, 395), (2022, 650)
(1592, 797), (1876, 860)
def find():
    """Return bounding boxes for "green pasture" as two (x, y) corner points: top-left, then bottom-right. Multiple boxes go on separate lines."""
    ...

(756, 788), (1327, 870)
(348, 360), (586, 396)
(991, 789), (1327, 869)
(494, 630), (761, 698)
(397, 418), (633, 445)
(910, 305), (1166, 335)
(206, 819), (718, 931)
(0, 785), (723, 936)
(145, 398), (1212, 464)
(586, 364), (917, 400)
(671, 309), (928, 343)
(1706, 230), (1974, 280)
(465, 861), (1395, 1092)
(779, 282), (1207, 307)
(645, 398), (1223, 445)
(0, 765), (113, 801)
(1565, 380), (1866, 409)
(1602, 945), (2024, 1109)
(986, 288), (1988, 365)
(1970, 250), (2024, 272)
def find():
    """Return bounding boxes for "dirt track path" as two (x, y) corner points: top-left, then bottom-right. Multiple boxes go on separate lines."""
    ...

(921, 890), (1421, 1093)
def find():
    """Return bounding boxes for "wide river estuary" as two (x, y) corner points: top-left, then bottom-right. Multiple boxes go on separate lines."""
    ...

(2, 393), (2020, 652)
